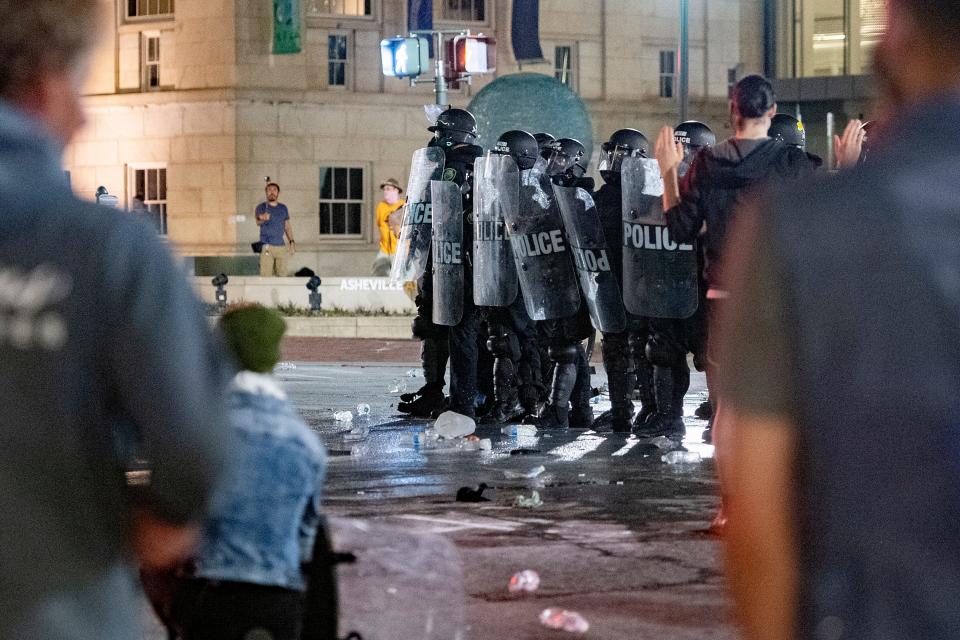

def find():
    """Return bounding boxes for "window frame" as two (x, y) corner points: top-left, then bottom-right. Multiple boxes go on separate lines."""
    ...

(306, 0), (375, 21)
(127, 163), (169, 236)
(326, 32), (352, 90)
(659, 49), (676, 99)
(434, 0), (492, 28)
(124, 0), (175, 23)
(318, 165), (366, 239)
(553, 44), (578, 91)
(141, 31), (162, 92)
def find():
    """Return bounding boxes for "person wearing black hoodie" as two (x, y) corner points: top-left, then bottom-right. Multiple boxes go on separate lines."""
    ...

(654, 74), (820, 532)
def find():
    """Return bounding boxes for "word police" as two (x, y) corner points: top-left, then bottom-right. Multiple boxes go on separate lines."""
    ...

(405, 202), (432, 225)
(572, 247), (611, 272)
(510, 229), (566, 257)
(433, 240), (462, 265)
(623, 222), (694, 251)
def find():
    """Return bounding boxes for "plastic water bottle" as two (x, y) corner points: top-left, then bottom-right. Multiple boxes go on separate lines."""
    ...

(508, 570), (541, 593)
(501, 425), (538, 438)
(539, 608), (590, 633)
(275, 362), (296, 371)
(356, 403), (371, 417)
(333, 410), (353, 423)
(662, 450), (702, 465)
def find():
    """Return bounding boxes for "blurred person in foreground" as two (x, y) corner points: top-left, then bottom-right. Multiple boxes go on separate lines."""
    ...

(172, 305), (326, 640)
(0, 1), (233, 638)
(717, 1), (960, 638)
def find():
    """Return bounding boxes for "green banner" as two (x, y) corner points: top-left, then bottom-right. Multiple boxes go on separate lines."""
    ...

(273, 0), (302, 55)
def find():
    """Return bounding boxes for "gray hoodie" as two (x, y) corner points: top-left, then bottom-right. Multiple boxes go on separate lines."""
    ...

(0, 103), (233, 639)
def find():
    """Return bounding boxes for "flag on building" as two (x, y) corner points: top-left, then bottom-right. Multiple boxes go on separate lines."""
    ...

(273, 0), (302, 55)
(512, 0), (545, 64)
(408, 0), (433, 33)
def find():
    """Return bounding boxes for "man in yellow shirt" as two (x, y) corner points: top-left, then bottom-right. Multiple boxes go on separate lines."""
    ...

(372, 178), (405, 276)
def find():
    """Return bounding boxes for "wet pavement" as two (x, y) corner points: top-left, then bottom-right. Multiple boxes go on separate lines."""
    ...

(277, 360), (734, 640)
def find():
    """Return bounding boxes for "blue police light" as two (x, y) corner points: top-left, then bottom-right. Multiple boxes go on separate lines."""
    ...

(380, 36), (429, 78)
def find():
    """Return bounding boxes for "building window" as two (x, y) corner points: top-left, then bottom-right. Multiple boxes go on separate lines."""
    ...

(130, 166), (168, 235)
(727, 67), (738, 99)
(554, 45), (575, 89)
(306, 0), (372, 16)
(328, 34), (349, 87)
(127, 0), (174, 19)
(659, 50), (675, 98)
(143, 34), (161, 90)
(319, 167), (364, 236)
(437, 0), (486, 23)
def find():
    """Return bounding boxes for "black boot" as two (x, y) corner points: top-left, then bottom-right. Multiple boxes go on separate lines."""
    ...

(695, 401), (713, 420)
(398, 336), (448, 417)
(630, 333), (656, 425)
(483, 332), (522, 423)
(535, 344), (578, 429)
(634, 365), (685, 439)
(569, 345), (594, 429)
(600, 333), (634, 433)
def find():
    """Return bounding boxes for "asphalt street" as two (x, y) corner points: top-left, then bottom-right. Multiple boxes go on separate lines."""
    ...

(281, 359), (733, 640)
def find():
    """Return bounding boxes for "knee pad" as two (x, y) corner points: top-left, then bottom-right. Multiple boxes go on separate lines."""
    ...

(645, 335), (681, 368)
(412, 315), (441, 340)
(547, 343), (578, 364)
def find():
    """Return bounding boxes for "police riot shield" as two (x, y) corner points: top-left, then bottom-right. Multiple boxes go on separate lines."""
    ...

(431, 180), (464, 326)
(391, 147), (446, 283)
(473, 153), (520, 307)
(620, 157), (698, 319)
(554, 185), (627, 333)
(502, 158), (580, 321)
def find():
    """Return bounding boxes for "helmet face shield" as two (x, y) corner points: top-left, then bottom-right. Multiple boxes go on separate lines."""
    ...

(541, 148), (573, 177)
(598, 143), (639, 174)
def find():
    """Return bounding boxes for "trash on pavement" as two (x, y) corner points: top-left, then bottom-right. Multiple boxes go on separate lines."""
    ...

(503, 465), (546, 479)
(275, 362), (296, 371)
(406, 368), (421, 378)
(513, 490), (543, 509)
(501, 425), (538, 438)
(356, 403), (371, 417)
(648, 436), (677, 450)
(387, 379), (409, 394)
(334, 410), (353, 422)
(456, 483), (490, 503)
(662, 450), (702, 465)
(539, 608), (589, 633)
(434, 411), (477, 438)
(508, 570), (540, 594)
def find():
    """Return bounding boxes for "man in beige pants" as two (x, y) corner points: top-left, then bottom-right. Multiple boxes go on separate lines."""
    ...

(255, 182), (296, 276)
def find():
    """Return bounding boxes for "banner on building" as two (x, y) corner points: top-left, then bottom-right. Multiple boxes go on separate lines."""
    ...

(408, 0), (433, 33)
(273, 0), (302, 55)
(512, 0), (544, 64)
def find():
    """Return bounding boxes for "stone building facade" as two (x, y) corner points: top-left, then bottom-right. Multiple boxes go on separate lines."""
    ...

(67, 0), (763, 276)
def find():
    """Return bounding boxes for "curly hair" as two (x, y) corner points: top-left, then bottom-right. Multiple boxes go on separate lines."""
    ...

(0, 0), (98, 98)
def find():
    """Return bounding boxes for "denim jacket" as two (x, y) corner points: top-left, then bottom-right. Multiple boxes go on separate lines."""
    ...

(194, 372), (326, 591)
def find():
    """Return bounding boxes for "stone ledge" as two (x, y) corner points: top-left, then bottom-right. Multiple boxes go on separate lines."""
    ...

(281, 316), (414, 339)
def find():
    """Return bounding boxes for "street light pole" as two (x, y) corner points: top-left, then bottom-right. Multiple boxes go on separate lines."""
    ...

(433, 31), (449, 107)
(678, 0), (689, 123)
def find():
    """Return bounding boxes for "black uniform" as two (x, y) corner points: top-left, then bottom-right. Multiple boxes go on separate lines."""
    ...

(593, 181), (656, 432)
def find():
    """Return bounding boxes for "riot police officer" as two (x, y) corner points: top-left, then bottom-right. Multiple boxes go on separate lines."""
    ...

(592, 128), (655, 433)
(769, 113), (823, 168)
(428, 108), (485, 419)
(534, 138), (596, 429)
(476, 130), (543, 422)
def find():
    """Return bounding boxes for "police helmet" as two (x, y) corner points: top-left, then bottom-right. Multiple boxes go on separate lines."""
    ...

(428, 108), (478, 149)
(494, 130), (539, 170)
(534, 132), (556, 150)
(673, 121), (716, 150)
(768, 114), (806, 149)
(599, 128), (650, 183)
(858, 120), (875, 164)
(544, 138), (588, 180)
